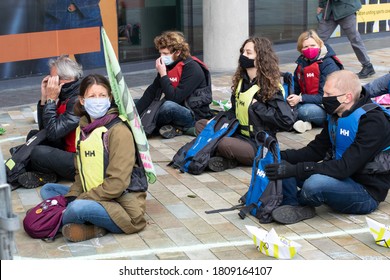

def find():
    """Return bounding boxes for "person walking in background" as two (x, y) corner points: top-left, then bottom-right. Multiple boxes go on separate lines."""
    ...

(136, 31), (212, 139)
(265, 70), (390, 224)
(288, 30), (343, 133)
(195, 37), (296, 172)
(40, 74), (147, 242)
(317, 0), (375, 79)
(17, 55), (82, 189)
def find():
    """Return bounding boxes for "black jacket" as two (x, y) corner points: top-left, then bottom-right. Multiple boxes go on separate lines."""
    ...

(282, 88), (390, 202)
(37, 79), (80, 147)
(226, 74), (296, 140)
(136, 56), (207, 119)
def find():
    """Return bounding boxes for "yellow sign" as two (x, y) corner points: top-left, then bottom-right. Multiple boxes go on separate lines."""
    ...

(357, 3), (390, 22)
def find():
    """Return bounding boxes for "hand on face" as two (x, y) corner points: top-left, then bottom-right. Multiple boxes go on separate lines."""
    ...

(155, 57), (167, 77)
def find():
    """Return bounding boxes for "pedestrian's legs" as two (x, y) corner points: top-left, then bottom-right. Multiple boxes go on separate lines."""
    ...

(338, 14), (371, 66)
(156, 100), (195, 129)
(40, 183), (70, 200)
(63, 199), (123, 233)
(317, 15), (339, 42)
(298, 174), (378, 214)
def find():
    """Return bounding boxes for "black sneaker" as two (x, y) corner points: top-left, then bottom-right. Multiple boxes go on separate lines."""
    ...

(357, 63), (375, 79)
(17, 171), (57, 189)
(271, 205), (316, 224)
(208, 156), (238, 172)
(159, 125), (183, 139)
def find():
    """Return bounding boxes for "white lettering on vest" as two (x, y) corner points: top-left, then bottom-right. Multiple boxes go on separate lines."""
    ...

(306, 73), (315, 78)
(85, 150), (95, 157)
(256, 169), (266, 178)
(170, 77), (178, 83)
(339, 128), (350, 136)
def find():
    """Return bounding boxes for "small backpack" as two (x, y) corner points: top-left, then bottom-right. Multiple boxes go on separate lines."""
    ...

(169, 112), (239, 175)
(23, 195), (66, 241)
(238, 131), (283, 223)
(5, 129), (47, 185)
(139, 90), (165, 137)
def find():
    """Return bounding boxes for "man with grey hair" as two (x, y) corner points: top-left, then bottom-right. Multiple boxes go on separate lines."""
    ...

(17, 55), (83, 189)
(265, 70), (390, 224)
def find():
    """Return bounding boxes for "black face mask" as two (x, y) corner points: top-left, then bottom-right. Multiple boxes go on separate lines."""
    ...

(239, 54), (255, 69)
(322, 94), (345, 115)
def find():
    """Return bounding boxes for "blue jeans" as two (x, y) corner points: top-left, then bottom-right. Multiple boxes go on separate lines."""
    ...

(297, 103), (326, 127)
(156, 100), (195, 129)
(40, 183), (123, 233)
(282, 174), (378, 214)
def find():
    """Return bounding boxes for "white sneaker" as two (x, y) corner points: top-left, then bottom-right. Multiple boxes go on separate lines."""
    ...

(293, 120), (312, 133)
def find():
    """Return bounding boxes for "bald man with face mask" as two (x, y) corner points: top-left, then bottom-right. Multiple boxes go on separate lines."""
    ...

(265, 70), (390, 224)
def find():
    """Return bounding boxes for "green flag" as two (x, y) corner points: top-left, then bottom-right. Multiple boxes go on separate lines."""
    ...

(101, 28), (156, 184)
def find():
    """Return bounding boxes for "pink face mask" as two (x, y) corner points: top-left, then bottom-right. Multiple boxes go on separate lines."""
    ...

(302, 47), (320, 60)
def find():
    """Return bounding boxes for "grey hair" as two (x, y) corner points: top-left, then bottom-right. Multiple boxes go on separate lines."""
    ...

(48, 55), (83, 80)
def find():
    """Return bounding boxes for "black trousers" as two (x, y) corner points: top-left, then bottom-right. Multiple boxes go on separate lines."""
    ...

(29, 145), (75, 181)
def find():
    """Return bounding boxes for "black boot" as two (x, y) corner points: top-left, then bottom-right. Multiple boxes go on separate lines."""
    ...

(357, 63), (375, 79)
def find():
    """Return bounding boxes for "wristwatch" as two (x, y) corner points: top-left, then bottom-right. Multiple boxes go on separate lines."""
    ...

(46, 98), (56, 104)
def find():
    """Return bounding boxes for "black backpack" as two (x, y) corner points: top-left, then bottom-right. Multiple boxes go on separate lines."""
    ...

(5, 129), (47, 185)
(139, 90), (165, 137)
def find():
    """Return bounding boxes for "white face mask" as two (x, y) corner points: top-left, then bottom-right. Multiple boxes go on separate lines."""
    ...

(83, 97), (111, 119)
(161, 55), (174, 66)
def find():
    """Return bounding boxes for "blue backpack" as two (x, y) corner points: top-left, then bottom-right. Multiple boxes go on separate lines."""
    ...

(169, 112), (239, 175)
(205, 131), (283, 223)
(238, 131), (283, 223)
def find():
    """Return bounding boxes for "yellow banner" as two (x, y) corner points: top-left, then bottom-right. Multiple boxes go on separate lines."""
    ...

(357, 3), (390, 22)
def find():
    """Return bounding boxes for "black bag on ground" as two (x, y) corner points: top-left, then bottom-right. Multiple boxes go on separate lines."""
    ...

(139, 94), (165, 136)
(5, 129), (47, 184)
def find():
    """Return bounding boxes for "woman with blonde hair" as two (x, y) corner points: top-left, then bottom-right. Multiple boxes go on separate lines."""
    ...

(287, 29), (343, 133)
(195, 37), (296, 172)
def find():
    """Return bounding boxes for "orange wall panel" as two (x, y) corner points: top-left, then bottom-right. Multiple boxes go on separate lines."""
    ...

(0, 27), (101, 63)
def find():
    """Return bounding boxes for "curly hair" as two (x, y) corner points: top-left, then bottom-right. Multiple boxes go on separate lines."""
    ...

(154, 31), (191, 60)
(231, 37), (281, 102)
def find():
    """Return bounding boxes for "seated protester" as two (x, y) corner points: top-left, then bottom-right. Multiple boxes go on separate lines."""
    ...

(40, 74), (146, 242)
(363, 72), (390, 98)
(287, 30), (343, 133)
(265, 70), (390, 224)
(17, 55), (82, 189)
(136, 31), (212, 139)
(195, 37), (296, 172)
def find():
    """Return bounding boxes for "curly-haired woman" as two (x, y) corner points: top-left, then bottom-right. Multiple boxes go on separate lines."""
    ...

(195, 37), (296, 172)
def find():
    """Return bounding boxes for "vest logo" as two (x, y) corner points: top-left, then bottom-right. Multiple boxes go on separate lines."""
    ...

(339, 128), (350, 136)
(85, 150), (96, 157)
(169, 77), (178, 83)
(256, 169), (266, 178)
(238, 100), (245, 106)
(306, 72), (315, 78)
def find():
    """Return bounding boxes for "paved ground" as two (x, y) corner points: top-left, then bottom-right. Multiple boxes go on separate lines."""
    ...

(0, 35), (389, 260)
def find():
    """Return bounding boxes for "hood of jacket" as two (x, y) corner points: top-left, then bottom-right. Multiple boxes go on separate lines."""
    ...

(59, 79), (81, 102)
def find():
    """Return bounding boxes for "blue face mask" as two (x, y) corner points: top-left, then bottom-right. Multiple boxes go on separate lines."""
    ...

(83, 97), (111, 119)
(161, 55), (174, 66)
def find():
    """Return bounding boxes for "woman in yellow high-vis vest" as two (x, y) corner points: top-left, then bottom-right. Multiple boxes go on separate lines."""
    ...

(39, 74), (147, 242)
(195, 37), (296, 172)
